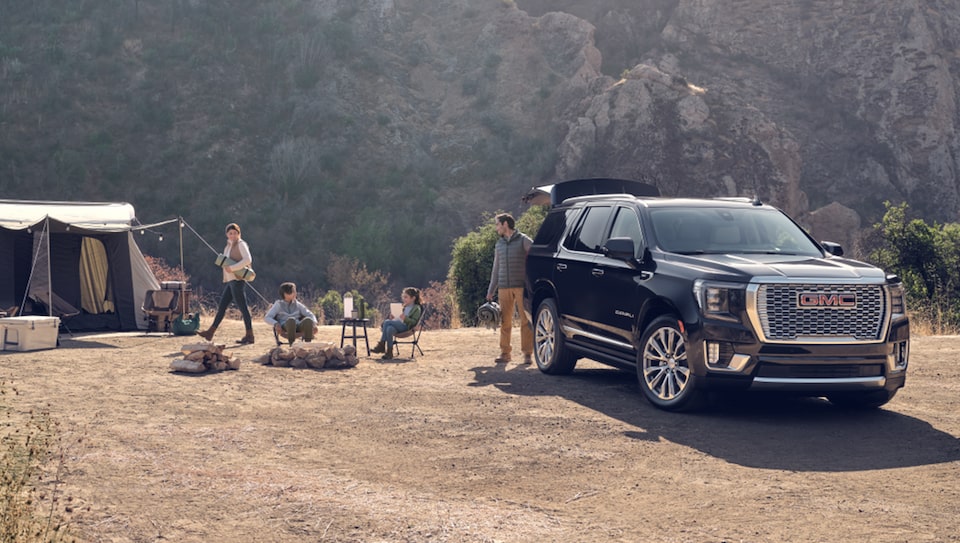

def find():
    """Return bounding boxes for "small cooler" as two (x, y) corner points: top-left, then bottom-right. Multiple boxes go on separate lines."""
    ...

(1, 316), (60, 351)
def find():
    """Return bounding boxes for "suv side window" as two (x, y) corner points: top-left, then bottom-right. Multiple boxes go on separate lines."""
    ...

(609, 206), (643, 256)
(563, 206), (611, 253)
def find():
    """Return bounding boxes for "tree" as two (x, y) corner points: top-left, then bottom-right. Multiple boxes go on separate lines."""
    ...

(871, 201), (960, 331)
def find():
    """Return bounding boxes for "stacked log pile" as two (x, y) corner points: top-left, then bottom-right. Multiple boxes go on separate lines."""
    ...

(170, 342), (241, 373)
(253, 341), (358, 370)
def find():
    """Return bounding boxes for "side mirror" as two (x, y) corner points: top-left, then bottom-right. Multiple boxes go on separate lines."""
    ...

(821, 241), (844, 256)
(604, 237), (638, 261)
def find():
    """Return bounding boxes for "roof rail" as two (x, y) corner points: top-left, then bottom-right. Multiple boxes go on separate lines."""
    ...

(523, 178), (660, 206)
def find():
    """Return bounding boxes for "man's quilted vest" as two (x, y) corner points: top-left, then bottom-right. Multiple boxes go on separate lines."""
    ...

(496, 231), (528, 289)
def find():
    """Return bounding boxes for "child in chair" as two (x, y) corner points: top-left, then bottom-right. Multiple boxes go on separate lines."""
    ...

(371, 287), (423, 360)
(264, 282), (318, 345)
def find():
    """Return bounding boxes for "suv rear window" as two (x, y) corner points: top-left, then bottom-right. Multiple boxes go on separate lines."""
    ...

(533, 208), (573, 247)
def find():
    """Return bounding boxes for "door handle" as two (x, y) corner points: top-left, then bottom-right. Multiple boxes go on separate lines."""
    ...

(556, 263), (567, 271)
(591, 269), (604, 277)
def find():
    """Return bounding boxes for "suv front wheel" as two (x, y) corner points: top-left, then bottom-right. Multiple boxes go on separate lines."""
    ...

(638, 316), (704, 411)
(533, 298), (577, 375)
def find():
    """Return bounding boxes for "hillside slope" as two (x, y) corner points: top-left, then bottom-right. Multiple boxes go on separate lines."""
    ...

(2, 0), (958, 291)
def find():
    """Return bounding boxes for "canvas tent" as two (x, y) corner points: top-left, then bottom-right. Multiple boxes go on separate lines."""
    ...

(0, 199), (161, 331)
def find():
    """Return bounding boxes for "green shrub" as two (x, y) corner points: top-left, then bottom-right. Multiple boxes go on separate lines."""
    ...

(870, 201), (960, 333)
(317, 289), (342, 325)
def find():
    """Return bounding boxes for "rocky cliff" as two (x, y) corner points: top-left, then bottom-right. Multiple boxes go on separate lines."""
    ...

(2, 0), (958, 289)
(521, 0), (960, 252)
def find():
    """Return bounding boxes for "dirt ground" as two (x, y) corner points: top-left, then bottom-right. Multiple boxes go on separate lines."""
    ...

(2, 319), (960, 543)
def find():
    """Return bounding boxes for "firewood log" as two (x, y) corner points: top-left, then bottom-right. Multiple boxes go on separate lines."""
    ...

(170, 359), (206, 373)
(181, 342), (218, 354)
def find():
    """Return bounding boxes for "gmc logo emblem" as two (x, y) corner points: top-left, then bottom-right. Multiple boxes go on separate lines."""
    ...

(798, 292), (857, 308)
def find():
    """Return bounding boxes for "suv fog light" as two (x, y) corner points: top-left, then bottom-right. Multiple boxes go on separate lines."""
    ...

(705, 341), (751, 372)
(706, 341), (721, 365)
(894, 340), (909, 371)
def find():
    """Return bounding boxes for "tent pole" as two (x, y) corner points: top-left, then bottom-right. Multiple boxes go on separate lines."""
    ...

(45, 216), (52, 317)
(178, 216), (184, 274)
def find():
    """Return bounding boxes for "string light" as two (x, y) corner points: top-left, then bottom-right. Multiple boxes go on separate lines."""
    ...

(159, 234), (164, 242)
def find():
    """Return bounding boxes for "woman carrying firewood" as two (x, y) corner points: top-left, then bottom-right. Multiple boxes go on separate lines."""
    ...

(198, 222), (256, 344)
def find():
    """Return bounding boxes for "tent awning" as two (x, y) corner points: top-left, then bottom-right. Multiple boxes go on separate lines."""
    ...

(0, 200), (136, 231)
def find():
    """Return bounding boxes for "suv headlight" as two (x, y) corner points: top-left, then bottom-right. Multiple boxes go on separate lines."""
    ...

(889, 282), (907, 320)
(694, 280), (747, 323)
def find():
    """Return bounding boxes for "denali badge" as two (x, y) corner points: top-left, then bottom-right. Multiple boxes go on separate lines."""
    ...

(798, 292), (857, 308)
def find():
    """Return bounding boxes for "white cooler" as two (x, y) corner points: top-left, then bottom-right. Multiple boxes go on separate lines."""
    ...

(0, 316), (60, 351)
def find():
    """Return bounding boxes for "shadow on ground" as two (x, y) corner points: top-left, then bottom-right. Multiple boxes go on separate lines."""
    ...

(470, 363), (960, 472)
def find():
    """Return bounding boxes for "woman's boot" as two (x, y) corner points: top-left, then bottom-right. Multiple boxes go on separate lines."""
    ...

(197, 326), (217, 341)
(381, 346), (394, 360)
(237, 329), (255, 345)
(371, 340), (385, 354)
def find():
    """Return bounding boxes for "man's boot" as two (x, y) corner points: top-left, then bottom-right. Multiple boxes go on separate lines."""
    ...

(381, 347), (394, 360)
(197, 326), (217, 341)
(237, 329), (255, 345)
(371, 340), (385, 354)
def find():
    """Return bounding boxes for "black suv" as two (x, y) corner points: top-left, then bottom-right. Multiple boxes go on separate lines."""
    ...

(523, 179), (910, 411)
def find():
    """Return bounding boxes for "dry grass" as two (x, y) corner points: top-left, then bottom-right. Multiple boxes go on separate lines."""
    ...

(1, 386), (77, 543)
(1, 321), (959, 542)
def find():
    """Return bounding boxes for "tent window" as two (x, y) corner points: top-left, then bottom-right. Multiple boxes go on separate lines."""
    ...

(80, 237), (116, 314)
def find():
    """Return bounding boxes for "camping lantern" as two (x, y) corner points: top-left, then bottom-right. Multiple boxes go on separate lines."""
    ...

(343, 293), (353, 319)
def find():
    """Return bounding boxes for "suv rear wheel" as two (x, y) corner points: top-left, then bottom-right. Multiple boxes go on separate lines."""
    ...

(638, 316), (704, 411)
(533, 298), (577, 375)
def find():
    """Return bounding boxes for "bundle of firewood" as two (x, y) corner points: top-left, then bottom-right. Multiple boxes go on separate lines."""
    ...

(253, 341), (358, 370)
(170, 342), (241, 373)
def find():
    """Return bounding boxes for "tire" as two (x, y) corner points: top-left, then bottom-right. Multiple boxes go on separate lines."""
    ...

(637, 316), (704, 412)
(827, 389), (897, 409)
(533, 298), (577, 375)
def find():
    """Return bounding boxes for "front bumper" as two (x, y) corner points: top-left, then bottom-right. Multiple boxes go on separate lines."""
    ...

(692, 318), (910, 394)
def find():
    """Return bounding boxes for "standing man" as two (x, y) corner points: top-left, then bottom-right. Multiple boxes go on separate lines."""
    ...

(486, 213), (534, 364)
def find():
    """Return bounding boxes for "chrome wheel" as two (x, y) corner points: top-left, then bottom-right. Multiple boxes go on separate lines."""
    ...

(534, 298), (576, 375)
(535, 305), (557, 364)
(638, 316), (703, 411)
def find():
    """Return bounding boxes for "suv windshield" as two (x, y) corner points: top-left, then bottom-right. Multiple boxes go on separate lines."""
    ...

(649, 206), (822, 256)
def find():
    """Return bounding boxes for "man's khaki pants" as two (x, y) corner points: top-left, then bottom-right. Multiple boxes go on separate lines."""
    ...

(498, 287), (533, 358)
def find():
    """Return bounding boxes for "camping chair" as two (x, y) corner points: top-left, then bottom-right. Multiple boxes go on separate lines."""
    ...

(142, 289), (181, 333)
(273, 321), (320, 346)
(393, 305), (427, 358)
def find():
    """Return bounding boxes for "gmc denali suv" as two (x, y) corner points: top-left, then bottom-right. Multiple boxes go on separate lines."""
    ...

(523, 179), (910, 411)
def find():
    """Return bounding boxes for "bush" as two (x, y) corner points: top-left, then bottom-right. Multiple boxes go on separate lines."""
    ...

(420, 279), (458, 329)
(870, 201), (960, 333)
(1, 384), (77, 542)
(144, 255), (190, 283)
(317, 289), (342, 325)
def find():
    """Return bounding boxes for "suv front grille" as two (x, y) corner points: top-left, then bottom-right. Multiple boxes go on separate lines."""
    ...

(755, 283), (887, 342)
